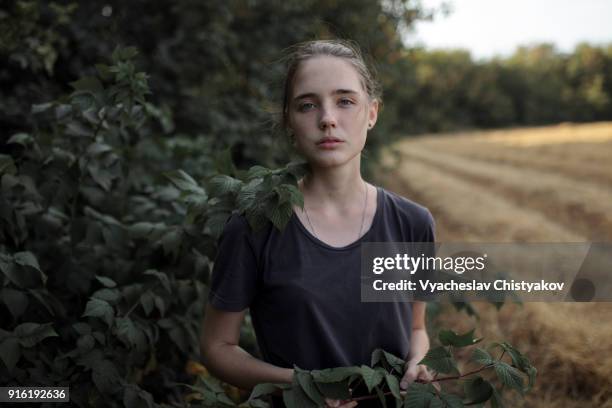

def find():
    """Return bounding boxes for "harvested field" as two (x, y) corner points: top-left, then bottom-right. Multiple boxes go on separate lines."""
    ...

(376, 122), (612, 408)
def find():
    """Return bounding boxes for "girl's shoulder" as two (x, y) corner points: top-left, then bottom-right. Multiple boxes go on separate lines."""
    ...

(377, 186), (435, 234)
(379, 186), (433, 219)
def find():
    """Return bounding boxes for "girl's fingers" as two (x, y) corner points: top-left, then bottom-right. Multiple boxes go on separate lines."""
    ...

(324, 398), (357, 408)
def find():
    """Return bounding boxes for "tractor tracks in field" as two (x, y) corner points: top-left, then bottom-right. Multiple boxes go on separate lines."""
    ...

(392, 142), (612, 241)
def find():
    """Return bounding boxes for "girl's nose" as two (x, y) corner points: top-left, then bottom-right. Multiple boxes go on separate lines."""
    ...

(319, 106), (337, 130)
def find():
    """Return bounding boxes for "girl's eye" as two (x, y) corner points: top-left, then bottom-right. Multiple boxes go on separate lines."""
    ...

(298, 102), (316, 111)
(339, 98), (355, 106)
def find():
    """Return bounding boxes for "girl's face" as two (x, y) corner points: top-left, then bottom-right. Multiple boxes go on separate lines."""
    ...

(287, 56), (378, 169)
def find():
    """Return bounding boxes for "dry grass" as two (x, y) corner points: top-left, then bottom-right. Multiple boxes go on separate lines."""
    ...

(375, 122), (612, 407)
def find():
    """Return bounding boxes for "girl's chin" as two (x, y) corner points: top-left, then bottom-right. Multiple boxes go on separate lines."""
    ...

(304, 153), (359, 169)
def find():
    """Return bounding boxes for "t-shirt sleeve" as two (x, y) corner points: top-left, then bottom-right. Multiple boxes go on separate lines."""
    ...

(208, 214), (259, 312)
(414, 208), (438, 301)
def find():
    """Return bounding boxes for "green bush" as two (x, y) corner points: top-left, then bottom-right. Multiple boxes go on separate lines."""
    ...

(0, 47), (307, 407)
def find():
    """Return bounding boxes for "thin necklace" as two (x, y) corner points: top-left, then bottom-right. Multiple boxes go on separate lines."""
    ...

(303, 180), (369, 242)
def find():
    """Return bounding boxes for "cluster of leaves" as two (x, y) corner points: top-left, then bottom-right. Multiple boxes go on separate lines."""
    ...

(0, 47), (305, 407)
(183, 329), (536, 408)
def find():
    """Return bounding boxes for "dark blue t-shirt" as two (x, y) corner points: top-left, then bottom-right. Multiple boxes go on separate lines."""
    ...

(208, 186), (435, 405)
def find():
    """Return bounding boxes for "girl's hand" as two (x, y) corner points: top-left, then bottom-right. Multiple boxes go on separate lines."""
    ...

(400, 361), (438, 391)
(324, 398), (357, 407)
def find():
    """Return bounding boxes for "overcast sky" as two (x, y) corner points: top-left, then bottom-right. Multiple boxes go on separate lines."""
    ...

(406, 0), (612, 59)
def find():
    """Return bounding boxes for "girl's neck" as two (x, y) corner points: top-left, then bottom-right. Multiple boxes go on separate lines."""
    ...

(299, 163), (367, 211)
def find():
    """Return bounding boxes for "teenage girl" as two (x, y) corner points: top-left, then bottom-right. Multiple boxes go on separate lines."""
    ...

(201, 39), (435, 408)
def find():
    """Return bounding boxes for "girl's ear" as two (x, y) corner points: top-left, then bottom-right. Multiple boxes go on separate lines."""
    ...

(368, 99), (379, 129)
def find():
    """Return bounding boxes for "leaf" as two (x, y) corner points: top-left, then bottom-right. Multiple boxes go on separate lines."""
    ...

(1, 288), (29, 319)
(209, 174), (242, 196)
(143, 269), (171, 292)
(439, 329), (482, 348)
(314, 381), (351, 400)
(14, 322), (58, 347)
(7, 133), (32, 146)
(214, 147), (237, 176)
(160, 227), (182, 260)
(489, 387), (505, 408)
(70, 76), (103, 93)
(371, 349), (384, 366)
(311, 366), (362, 383)
(247, 165), (270, 179)
(361, 365), (383, 392)
(471, 348), (494, 365)
(65, 121), (94, 137)
(112, 46), (139, 61)
(0, 337), (20, 372)
(385, 374), (402, 400)
(92, 288), (120, 304)
(429, 397), (444, 408)
(267, 200), (294, 230)
(274, 184), (303, 206)
(494, 342), (533, 373)
(153, 295), (165, 317)
(164, 169), (204, 194)
(88, 164), (113, 192)
(72, 322), (92, 335)
(216, 392), (236, 406)
(92, 359), (121, 394)
(140, 291), (155, 316)
(526, 366), (537, 392)
(403, 383), (435, 408)
(55, 104), (72, 120)
(205, 212), (232, 239)
(284, 161), (309, 180)
(295, 370), (325, 406)
(375, 385), (388, 408)
(283, 385), (318, 408)
(32, 102), (54, 114)
(249, 383), (290, 400)
(419, 346), (459, 375)
(83, 298), (114, 326)
(463, 376), (493, 405)
(128, 222), (156, 239)
(383, 350), (406, 374)
(87, 142), (113, 156)
(440, 393), (465, 408)
(77, 334), (95, 352)
(494, 362), (524, 393)
(115, 317), (146, 350)
(13, 251), (42, 272)
(95, 275), (117, 288)
(0, 154), (17, 175)
(96, 63), (113, 80)
(237, 178), (262, 209)
(123, 384), (154, 408)
(248, 400), (270, 408)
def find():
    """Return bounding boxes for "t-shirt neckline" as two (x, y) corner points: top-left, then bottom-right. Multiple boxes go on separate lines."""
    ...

(292, 186), (383, 251)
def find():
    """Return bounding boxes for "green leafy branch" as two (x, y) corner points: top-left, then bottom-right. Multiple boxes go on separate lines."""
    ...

(164, 158), (309, 239)
(183, 329), (536, 408)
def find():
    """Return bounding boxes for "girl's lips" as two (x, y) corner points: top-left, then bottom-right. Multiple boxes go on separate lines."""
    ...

(317, 140), (343, 149)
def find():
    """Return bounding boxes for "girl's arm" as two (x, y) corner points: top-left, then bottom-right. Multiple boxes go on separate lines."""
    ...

(400, 301), (433, 390)
(408, 301), (430, 364)
(200, 303), (294, 390)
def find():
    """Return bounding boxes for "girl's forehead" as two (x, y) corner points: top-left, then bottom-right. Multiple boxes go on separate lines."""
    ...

(292, 56), (364, 94)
